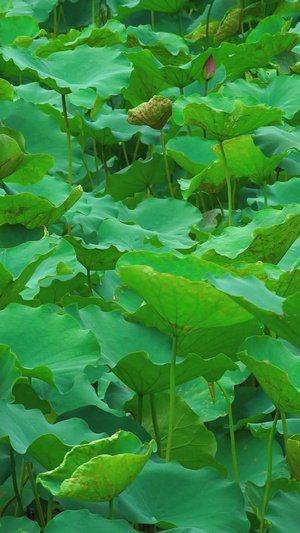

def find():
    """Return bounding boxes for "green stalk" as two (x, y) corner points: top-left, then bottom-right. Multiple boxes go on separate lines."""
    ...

(27, 462), (46, 529)
(160, 130), (174, 198)
(132, 137), (140, 164)
(14, 459), (26, 516)
(232, 178), (236, 210)
(92, 138), (100, 185)
(61, 94), (72, 186)
(137, 394), (143, 425)
(217, 381), (240, 484)
(150, 393), (162, 457)
(166, 336), (178, 463)
(264, 179), (268, 209)
(109, 498), (114, 520)
(102, 145), (109, 193)
(122, 141), (130, 166)
(47, 493), (53, 524)
(9, 445), (23, 516)
(53, 6), (58, 37)
(178, 10), (183, 37)
(86, 268), (93, 296)
(199, 191), (206, 213)
(59, 4), (68, 31)
(92, 0), (95, 24)
(260, 411), (279, 533)
(151, 10), (154, 30)
(206, 0), (215, 39)
(218, 140), (232, 226)
(280, 411), (289, 456)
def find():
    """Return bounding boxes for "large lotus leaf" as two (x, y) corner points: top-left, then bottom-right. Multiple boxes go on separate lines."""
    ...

(109, 153), (170, 201)
(0, 246), (54, 309)
(0, 187), (82, 229)
(0, 400), (105, 455)
(124, 392), (223, 472)
(239, 336), (300, 413)
(3, 0), (57, 22)
(254, 125), (300, 175)
(116, 251), (255, 337)
(0, 45), (132, 97)
(166, 136), (217, 176)
(266, 269), (300, 298)
(194, 204), (300, 264)
(246, 480), (300, 533)
(0, 133), (24, 178)
(204, 271), (300, 349)
(122, 49), (171, 106)
(128, 303), (261, 359)
(65, 235), (123, 272)
(249, 177), (300, 210)
(223, 75), (300, 122)
(3, 153), (54, 185)
(0, 78), (14, 101)
(0, 303), (100, 392)
(37, 431), (154, 502)
(0, 15), (40, 46)
(0, 516), (39, 533)
(44, 510), (135, 533)
(36, 20), (127, 58)
(118, 460), (249, 530)
(0, 100), (83, 175)
(246, 14), (288, 44)
(109, 0), (189, 19)
(126, 25), (190, 66)
(81, 105), (142, 145)
(189, 32), (300, 83)
(112, 351), (237, 396)
(0, 344), (21, 401)
(177, 94), (283, 141)
(216, 429), (286, 485)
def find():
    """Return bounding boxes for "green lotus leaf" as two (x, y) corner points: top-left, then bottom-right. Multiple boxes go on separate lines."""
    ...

(0, 78), (14, 101)
(287, 434), (300, 481)
(43, 510), (135, 533)
(0, 45), (132, 97)
(37, 431), (154, 502)
(249, 177), (300, 210)
(116, 251), (253, 337)
(0, 187), (82, 229)
(239, 336), (300, 412)
(0, 15), (40, 46)
(254, 125), (300, 175)
(178, 94), (283, 140)
(0, 133), (24, 179)
(194, 204), (300, 264)
(0, 303), (100, 392)
(112, 351), (237, 396)
(166, 136), (217, 176)
(3, 0), (57, 22)
(125, 392), (224, 472)
(36, 20), (127, 58)
(82, 104), (142, 145)
(109, 153), (171, 201)
(65, 235), (124, 272)
(0, 344), (21, 401)
(0, 516), (39, 533)
(118, 460), (249, 530)
(110, 0), (189, 19)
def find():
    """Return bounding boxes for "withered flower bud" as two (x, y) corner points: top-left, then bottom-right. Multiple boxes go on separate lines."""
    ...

(202, 54), (216, 81)
(214, 6), (243, 44)
(127, 95), (173, 130)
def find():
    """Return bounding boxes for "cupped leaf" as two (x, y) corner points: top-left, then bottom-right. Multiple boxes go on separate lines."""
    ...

(0, 78), (14, 101)
(37, 431), (154, 502)
(118, 460), (249, 530)
(0, 133), (24, 179)
(124, 392), (224, 472)
(116, 251), (254, 337)
(112, 351), (238, 396)
(0, 187), (82, 229)
(239, 336), (300, 413)
(166, 136), (217, 176)
(0, 344), (21, 401)
(0, 15), (40, 46)
(176, 94), (283, 140)
(65, 235), (123, 272)
(0, 45), (132, 97)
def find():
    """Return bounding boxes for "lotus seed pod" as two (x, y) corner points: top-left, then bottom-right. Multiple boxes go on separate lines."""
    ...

(127, 96), (173, 130)
(214, 6), (244, 44)
(202, 54), (216, 81)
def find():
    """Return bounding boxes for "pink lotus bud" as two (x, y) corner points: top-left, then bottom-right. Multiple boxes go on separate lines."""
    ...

(202, 54), (216, 81)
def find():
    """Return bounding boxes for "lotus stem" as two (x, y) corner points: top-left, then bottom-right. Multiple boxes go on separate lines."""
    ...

(166, 336), (178, 462)
(109, 498), (114, 520)
(217, 381), (240, 484)
(92, 0), (95, 24)
(218, 140), (232, 226)
(9, 445), (23, 516)
(122, 141), (130, 166)
(53, 6), (58, 37)
(59, 4), (68, 32)
(132, 137), (140, 164)
(86, 268), (93, 296)
(61, 94), (73, 186)
(260, 410), (279, 533)
(102, 145), (109, 193)
(280, 411), (289, 456)
(264, 179), (268, 209)
(92, 138), (100, 185)
(27, 462), (46, 529)
(151, 11), (154, 30)
(150, 393), (162, 457)
(206, 0), (216, 39)
(47, 493), (53, 523)
(14, 459), (26, 516)
(178, 10), (183, 37)
(160, 130), (174, 198)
